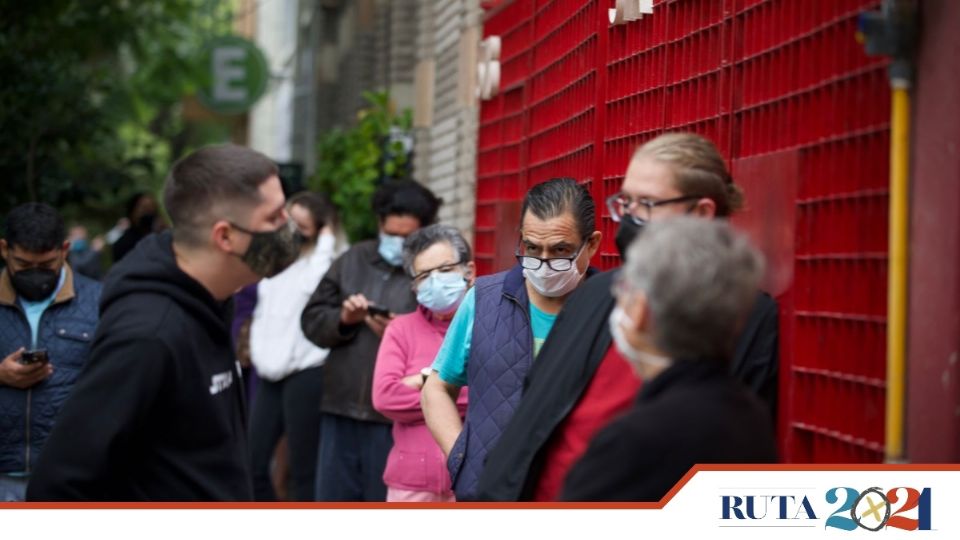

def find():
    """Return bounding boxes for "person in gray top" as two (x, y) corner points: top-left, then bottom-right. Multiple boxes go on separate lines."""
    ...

(302, 180), (441, 502)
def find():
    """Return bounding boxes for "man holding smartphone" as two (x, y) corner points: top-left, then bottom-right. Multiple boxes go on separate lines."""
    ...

(302, 180), (440, 502)
(0, 203), (102, 501)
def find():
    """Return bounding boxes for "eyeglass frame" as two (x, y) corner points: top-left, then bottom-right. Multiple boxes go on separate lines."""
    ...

(411, 261), (466, 288)
(514, 240), (588, 272)
(605, 193), (705, 225)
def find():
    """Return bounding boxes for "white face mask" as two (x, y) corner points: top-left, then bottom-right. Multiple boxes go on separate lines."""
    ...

(523, 263), (583, 298)
(608, 305), (672, 374)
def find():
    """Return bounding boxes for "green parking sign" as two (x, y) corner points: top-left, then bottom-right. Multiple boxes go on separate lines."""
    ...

(197, 36), (269, 115)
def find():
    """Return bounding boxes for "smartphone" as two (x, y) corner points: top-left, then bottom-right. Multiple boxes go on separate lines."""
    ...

(18, 349), (49, 366)
(367, 304), (391, 318)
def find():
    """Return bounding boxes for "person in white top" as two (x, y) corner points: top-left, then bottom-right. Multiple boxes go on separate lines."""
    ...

(248, 192), (345, 501)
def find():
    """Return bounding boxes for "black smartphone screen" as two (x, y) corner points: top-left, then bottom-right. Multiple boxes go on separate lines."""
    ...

(19, 349), (49, 366)
(367, 304), (390, 318)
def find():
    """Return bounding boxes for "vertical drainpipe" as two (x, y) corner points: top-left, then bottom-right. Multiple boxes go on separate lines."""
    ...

(859, 0), (917, 462)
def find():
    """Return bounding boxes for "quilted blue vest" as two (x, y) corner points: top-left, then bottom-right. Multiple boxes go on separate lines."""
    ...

(447, 264), (533, 500)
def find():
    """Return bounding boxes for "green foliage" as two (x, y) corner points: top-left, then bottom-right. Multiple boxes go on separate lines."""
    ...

(308, 91), (414, 243)
(0, 0), (234, 232)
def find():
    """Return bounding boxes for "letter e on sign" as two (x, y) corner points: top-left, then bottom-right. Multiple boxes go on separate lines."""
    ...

(197, 35), (269, 115)
(213, 47), (248, 102)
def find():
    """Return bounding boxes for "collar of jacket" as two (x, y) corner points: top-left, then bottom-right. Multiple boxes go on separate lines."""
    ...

(501, 264), (528, 304)
(0, 264), (76, 308)
(637, 358), (728, 403)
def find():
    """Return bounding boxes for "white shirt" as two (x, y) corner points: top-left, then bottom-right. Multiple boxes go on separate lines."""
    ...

(250, 233), (339, 381)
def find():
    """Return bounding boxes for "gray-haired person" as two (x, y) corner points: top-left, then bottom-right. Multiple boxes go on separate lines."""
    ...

(372, 224), (474, 502)
(561, 218), (777, 502)
(422, 177), (602, 500)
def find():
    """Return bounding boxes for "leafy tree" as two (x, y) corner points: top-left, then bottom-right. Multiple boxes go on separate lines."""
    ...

(0, 0), (234, 231)
(308, 91), (414, 242)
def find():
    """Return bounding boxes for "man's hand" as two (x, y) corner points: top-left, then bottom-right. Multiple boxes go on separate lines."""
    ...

(364, 314), (394, 338)
(0, 348), (53, 389)
(340, 293), (370, 325)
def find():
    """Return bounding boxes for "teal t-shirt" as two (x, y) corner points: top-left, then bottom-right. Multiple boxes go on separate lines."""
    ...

(431, 287), (558, 387)
(18, 268), (66, 348)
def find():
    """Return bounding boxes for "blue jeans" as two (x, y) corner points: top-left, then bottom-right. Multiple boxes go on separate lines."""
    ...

(314, 414), (392, 502)
(0, 475), (28, 502)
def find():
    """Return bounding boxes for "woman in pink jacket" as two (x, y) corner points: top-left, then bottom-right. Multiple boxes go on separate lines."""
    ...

(372, 224), (472, 502)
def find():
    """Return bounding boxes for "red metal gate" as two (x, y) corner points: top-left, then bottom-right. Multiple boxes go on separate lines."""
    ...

(475, 0), (890, 462)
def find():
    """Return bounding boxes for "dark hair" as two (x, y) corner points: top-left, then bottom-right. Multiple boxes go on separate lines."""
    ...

(288, 191), (337, 231)
(163, 144), (279, 246)
(3, 203), (66, 253)
(125, 192), (153, 220)
(371, 180), (441, 226)
(520, 177), (596, 238)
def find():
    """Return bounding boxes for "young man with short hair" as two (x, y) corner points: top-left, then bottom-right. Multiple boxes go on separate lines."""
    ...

(28, 144), (297, 501)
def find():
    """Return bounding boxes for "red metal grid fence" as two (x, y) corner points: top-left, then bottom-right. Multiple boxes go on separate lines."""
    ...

(474, 0), (890, 462)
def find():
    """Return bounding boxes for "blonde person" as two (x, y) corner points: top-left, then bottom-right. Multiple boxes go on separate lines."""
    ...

(479, 133), (779, 502)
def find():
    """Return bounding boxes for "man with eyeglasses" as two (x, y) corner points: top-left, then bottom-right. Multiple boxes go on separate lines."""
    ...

(478, 132), (779, 502)
(422, 177), (601, 501)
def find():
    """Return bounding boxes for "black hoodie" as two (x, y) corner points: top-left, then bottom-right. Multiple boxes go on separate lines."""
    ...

(26, 232), (253, 501)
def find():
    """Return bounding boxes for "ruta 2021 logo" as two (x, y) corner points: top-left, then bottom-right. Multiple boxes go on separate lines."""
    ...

(721, 487), (932, 531)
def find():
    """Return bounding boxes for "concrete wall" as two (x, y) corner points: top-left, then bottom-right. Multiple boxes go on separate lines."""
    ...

(289, 0), (420, 174)
(412, 0), (482, 239)
(249, 0), (298, 162)
(906, 0), (960, 461)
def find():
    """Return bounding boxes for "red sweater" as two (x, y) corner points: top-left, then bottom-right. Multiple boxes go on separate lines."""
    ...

(533, 344), (642, 501)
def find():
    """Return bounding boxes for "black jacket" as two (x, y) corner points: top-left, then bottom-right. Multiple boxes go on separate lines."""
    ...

(561, 359), (777, 501)
(27, 232), (252, 501)
(301, 239), (417, 423)
(477, 269), (779, 501)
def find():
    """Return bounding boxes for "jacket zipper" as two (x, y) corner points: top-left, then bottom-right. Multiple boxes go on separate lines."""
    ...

(24, 301), (58, 474)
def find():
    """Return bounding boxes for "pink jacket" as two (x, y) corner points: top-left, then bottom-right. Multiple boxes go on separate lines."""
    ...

(372, 306), (468, 494)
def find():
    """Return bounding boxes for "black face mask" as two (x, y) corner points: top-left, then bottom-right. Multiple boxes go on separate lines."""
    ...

(11, 267), (60, 302)
(615, 218), (645, 261)
(230, 222), (302, 278)
(293, 230), (312, 247)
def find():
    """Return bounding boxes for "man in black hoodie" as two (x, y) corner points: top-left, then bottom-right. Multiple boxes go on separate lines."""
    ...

(27, 145), (299, 501)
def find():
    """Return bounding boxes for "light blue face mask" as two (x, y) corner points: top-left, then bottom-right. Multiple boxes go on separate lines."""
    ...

(378, 233), (406, 267)
(70, 239), (89, 253)
(416, 270), (468, 315)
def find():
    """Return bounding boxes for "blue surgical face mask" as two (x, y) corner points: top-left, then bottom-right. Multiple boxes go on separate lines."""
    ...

(70, 239), (89, 253)
(416, 270), (468, 315)
(378, 233), (405, 267)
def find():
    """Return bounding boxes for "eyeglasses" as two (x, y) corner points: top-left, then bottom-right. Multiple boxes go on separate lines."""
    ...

(411, 262), (463, 287)
(515, 242), (585, 272)
(605, 193), (704, 225)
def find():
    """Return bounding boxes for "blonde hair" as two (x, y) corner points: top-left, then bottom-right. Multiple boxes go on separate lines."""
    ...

(632, 133), (744, 217)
